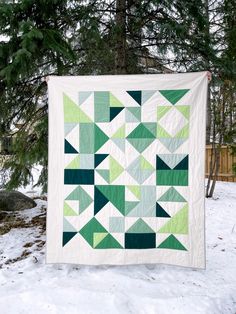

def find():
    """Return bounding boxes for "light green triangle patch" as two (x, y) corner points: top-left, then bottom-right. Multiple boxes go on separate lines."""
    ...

(175, 124), (189, 138)
(175, 105), (190, 120)
(110, 156), (124, 182)
(109, 92), (123, 107)
(158, 204), (188, 234)
(159, 89), (190, 105)
(157, 106), (172, 121)
(125, 201), (139, 215)
(79, 218), (107, 247)
(157, 123), (172, 138)
(112, 125), (125, 139)
(63, 93), (92, 123)
(158, 187), (186, 202)
(127, 185), (141, 200)
(77, 106), (93, 123)
(140, 156), (154, 170)
(93, 232), (108, 248)
(63, 202), (77, 216)
(96, 169), (110, 183)
(64, 93), (80, 123)
(127, 218), (155, 233)
(66, 155), (80, 169)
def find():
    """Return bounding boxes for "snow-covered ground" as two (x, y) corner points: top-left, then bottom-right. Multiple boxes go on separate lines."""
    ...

(0, 181), (235, 314)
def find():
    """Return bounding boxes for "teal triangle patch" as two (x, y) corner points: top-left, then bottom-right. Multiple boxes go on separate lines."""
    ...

(157, 234), (187, 250)
(127, 218), (155, 233)
(159, 89), (189, 105)
(158, 187), (186, 202)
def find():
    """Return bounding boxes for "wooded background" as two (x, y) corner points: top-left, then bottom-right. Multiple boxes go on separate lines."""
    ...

(0, 0), (235, 196)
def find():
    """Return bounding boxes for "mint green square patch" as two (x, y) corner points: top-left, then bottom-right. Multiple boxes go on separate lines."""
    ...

(80, 154), (94, 169)
(109, 217), (125, 233)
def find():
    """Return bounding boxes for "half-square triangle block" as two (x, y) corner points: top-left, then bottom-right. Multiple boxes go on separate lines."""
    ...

(159, 89), (189, 105)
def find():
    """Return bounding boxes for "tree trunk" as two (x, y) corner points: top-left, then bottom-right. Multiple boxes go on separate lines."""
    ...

(208, 146), (220, 197)
(204, 0), (212, 144)
(206, 83), (227, 197)
(206, 87), (211, 144)
(206, 83), (216, 198)
(115, 0), (127, 74)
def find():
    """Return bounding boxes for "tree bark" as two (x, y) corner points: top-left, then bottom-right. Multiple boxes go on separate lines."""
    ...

(204, 0), (212, 144)
(115, 0), (127, 74)
(206, 87), (211, 144)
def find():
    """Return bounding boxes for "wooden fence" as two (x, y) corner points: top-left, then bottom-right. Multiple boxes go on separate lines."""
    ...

(205, 145), (236, 182)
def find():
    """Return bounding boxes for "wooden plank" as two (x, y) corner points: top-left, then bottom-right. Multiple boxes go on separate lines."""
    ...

(205, 145), (236, 182)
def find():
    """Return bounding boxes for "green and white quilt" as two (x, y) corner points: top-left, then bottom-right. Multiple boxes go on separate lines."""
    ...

(47, 72), (207, 268)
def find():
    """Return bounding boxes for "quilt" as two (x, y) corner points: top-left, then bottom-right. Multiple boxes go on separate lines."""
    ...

(47, 72), (207, 268)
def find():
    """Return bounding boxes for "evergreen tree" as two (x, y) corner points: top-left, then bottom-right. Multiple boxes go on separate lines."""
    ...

(0, 0), (235, 195)
(205, 0), (236, 196)
(0, 0), (91, 191)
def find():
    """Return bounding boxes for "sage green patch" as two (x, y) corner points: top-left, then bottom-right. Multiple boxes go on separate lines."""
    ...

(94, 91), (110, 122)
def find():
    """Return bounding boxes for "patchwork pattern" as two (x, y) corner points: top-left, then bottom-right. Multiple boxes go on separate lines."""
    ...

(62, 89), (190, 251)
(156, 154), (188, 186)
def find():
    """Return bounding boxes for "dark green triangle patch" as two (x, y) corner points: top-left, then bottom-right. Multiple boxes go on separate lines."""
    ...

(174, 156), (188, 170)
(157, 234), (187, 250)
(110, 107), (124, 121)
(65, 139), (78, 154)
(95, 154), (108, 168)
(94, 125), (109, 152)
(94, 186), (109, 214)
(159, 89), (189, 105)
(96, 185), (125, 215)
(156, 203), (170, 217)
(127, 91), (142, 105)
(63, 231), (77, 246)
(80, 218), (107, 247)
(95, 233), (123, 248)
(156, 156), (170, 170)
(127, 123), (156, 139)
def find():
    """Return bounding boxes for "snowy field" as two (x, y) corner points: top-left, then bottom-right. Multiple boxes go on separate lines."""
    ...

(0, 181), (235, 314)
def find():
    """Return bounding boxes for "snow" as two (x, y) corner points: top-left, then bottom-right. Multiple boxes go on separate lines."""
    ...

(0, 181), (236, 314)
